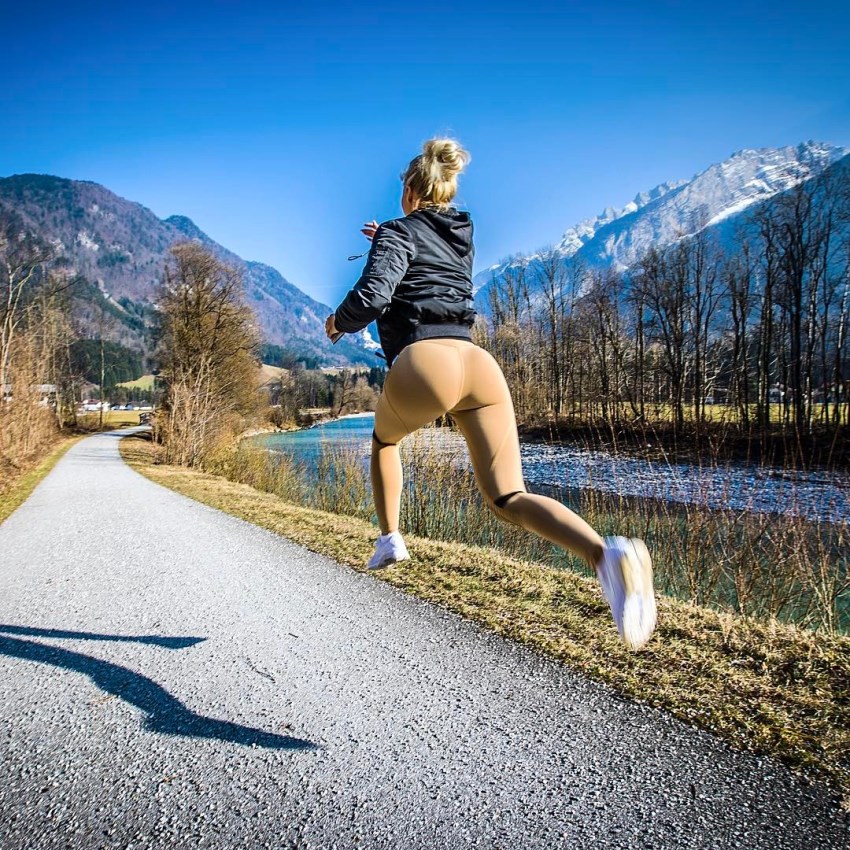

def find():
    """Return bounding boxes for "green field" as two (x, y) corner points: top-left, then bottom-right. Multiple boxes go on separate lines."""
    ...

(115, 374), (154, 390)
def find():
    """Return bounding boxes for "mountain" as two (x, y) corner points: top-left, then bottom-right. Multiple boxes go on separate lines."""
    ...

(473, 141), (850, 301)
(0, 174), (379, 367)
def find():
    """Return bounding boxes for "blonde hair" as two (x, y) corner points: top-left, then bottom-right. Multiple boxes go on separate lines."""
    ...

(401, 138), (471, 209)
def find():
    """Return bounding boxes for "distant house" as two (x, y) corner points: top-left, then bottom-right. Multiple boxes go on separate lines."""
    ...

(36, 384), (58, 406)
(2, 382), (57, 406)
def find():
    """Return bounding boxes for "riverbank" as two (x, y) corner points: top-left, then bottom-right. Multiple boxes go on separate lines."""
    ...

(235, 409), (376, 444)
(248, 411), (850, 527)
(119, 431), (850, 809)
(251, 409), (377, 439)
(518, 417), (850, 471)
(235, 424), (294, 442)
(304, 410), (376, 425)
(276, 407), (850, 475)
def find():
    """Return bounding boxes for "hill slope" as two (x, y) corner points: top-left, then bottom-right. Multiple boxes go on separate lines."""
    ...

(0, 174), (378, 367)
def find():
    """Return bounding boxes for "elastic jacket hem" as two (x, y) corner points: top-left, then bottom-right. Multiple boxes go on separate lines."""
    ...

(392, 322), (473, 364)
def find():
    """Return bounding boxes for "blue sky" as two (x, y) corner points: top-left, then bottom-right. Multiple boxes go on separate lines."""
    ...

(2, 0), (849, 308)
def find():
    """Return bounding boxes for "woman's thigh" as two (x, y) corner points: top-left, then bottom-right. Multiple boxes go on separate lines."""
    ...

(450, 346), (526, 502)
(373, 340), (466, 445)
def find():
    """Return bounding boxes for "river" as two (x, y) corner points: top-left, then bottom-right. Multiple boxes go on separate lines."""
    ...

(247, 413), (850, 525)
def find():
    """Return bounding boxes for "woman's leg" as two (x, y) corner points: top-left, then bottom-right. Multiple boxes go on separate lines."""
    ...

(451, 346), (605, 567)
(371, 341), (465, 534)
(370, 439), (402, 534)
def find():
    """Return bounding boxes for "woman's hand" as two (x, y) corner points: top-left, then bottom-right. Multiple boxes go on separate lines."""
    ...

(361, 220), (379, 241)
(325, 314), (343, 343)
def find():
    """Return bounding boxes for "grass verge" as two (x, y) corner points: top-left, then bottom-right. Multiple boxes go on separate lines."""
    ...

(120, 432), (850, 808)
(0, 434), (87, 524)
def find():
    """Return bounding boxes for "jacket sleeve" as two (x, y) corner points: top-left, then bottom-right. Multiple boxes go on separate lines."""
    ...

(334, 219), (415, 333)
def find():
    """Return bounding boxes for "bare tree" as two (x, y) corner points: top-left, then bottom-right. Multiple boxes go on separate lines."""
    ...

(534, 247), (568, 415)
(585, 268), (626, 424)
(633, 246), (688, 433)
(333, 369), (357, 416)
(685, 226), (723, 428)
(0, 213), (80, 490)
(154, 243), (262, 466)
(0, 211), (53, 396)
(723, 242), (756, 426)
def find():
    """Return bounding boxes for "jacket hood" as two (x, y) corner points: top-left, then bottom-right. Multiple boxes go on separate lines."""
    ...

(409, 207), (473, 258)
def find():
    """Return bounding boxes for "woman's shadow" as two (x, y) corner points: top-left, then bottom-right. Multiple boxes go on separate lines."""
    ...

(0, 624), (315, 751)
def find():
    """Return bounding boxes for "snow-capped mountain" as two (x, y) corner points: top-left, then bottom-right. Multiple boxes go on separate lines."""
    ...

(474, 141), (850, 296)
(551, 179), (687, 261)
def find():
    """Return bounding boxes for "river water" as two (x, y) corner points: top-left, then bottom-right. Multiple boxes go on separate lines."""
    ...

(248, 413), (850, 525)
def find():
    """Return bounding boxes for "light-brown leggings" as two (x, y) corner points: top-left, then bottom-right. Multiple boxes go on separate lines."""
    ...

(371, 338), (605, 566)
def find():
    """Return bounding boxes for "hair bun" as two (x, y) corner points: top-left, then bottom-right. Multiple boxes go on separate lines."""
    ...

(401, 137), (470, 208)
(422, 138), (471, 179)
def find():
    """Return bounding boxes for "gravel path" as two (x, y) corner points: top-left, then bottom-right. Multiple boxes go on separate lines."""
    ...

(1, 427), (847, 849)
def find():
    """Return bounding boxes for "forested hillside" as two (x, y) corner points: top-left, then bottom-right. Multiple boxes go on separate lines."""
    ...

(0, 174), (379, 369)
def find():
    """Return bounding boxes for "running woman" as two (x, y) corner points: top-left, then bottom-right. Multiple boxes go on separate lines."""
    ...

(325, 138), (656, 650)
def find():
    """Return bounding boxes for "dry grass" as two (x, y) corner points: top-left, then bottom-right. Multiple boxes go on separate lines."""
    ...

(122, 432), (850, 807)
(527, 401), (837, 427)
(205, 431), (850, 634)
(76, 410), (147, 430)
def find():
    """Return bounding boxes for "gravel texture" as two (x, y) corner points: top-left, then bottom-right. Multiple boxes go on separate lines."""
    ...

(0, 427), (847, 850)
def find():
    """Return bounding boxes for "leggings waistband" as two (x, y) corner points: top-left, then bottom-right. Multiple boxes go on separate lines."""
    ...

(411, 337), (476, 346)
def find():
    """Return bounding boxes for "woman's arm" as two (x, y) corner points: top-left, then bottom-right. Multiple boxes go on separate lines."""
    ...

(333, 220), (415, 335)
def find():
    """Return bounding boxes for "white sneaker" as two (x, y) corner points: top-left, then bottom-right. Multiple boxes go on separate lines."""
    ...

(596, 537), (657, 650)
(367, 531), (410, 570)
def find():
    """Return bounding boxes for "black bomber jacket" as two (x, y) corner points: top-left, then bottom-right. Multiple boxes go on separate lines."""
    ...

(334, 206), (476, 365)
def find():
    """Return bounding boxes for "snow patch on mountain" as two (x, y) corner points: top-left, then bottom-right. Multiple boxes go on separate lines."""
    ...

(555, 179), (687, 258)
(76, 230), (99, 251)
(359, 326), (381, 351)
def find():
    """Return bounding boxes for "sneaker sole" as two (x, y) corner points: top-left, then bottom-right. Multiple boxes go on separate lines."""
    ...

(618, 539), (656, 650)
(634, 538), (658, 638)
(368, 553), (410, 570)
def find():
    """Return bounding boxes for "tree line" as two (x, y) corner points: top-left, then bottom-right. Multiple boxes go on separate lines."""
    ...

(0, 215), (383, 479)
(0, 206), (166, 481)
(5, 162), (847, 481)
(478, 167), (850, 464)
(69, 339), (144, 387)
(0, 211), (79, 486)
